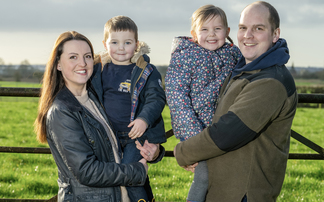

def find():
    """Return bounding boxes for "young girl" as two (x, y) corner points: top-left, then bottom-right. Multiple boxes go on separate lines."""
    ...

(165, 5), (241, 202)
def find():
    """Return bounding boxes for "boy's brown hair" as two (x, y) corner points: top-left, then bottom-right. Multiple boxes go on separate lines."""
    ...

(103, 15), (138, 42)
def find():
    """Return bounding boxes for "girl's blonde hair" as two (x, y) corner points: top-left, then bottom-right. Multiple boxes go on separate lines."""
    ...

(191, 4), (233, 44)
(34, 31), (94, 143)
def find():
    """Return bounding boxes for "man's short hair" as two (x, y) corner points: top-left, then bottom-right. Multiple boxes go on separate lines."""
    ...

(254, 1), (280, 33)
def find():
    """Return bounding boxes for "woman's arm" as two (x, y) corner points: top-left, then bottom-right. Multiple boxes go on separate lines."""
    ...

(47, 106), (147, 187)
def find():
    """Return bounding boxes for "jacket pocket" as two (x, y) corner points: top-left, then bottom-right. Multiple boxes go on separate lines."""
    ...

(57, 178), (73, 202)
(70, 178), (113, 202)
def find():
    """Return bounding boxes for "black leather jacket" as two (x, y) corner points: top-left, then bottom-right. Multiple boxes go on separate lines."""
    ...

(46, 86), (147, 202)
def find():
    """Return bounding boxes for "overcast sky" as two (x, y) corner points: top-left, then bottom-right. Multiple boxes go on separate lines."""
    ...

(1, 0), (324, 67)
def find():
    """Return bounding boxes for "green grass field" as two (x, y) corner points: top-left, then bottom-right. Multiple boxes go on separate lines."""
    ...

(0, 81), (323, 201)
(294, 79), (324, 86)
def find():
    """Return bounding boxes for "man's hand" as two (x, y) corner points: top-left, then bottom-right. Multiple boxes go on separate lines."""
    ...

(128, 119), (147, 139)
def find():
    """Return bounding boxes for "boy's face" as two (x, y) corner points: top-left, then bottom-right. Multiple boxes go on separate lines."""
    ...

(103, 30), (138, 65)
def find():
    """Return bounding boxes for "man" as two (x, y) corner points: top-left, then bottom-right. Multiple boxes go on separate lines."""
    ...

(174, 1), (298, 202)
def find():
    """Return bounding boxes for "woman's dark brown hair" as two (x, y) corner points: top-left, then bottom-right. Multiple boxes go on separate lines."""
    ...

(34, 31), (94, 143)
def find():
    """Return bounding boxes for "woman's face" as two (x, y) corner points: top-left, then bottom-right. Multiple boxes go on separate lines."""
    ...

(57, 40), (93, 95)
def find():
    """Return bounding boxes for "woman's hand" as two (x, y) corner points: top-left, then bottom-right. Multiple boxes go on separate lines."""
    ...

(139, 158), (148, 174)
(128, 119), (148, 139)
(136, 140), (159, 161)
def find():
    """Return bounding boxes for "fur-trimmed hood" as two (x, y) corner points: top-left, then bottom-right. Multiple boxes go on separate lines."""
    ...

(94, 41), (150, 66)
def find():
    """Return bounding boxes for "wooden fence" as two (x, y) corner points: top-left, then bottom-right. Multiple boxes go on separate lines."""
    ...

(0, 87), (323, 201)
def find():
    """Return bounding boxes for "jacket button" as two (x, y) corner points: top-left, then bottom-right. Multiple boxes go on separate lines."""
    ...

(91, 140), (95, 144)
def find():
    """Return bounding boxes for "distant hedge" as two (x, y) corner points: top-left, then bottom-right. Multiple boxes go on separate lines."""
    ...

(297, 86), (324, 94)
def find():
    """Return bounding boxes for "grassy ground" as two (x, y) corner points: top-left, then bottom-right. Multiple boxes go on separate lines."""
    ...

(0, 81), (323, 201)
(0, 103), (323, 201)
(0, 81), (42, 88)
(294, 79), (324, 86)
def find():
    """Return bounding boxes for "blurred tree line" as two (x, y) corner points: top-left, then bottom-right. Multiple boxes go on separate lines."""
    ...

(289, 62), (324, 80)
(0, 58), (43, 82)
(0, 58), (324, 84)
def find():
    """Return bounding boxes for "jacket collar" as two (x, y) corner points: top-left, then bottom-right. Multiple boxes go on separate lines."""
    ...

(231, 38), (289, 79)
(55, 86), (83, 112)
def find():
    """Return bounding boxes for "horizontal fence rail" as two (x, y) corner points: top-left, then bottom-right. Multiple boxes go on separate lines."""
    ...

(1, 129), (323, 160)
(1, 87), (324, 102)
(0, 196), (57, 202)
(1, 87), (324, 201)
(0, 87), (40, 97)
(0, 87), (323, 160)
(1, 87), (323, 160)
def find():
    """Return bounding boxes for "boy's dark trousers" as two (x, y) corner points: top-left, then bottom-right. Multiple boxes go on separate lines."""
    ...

(118, 132), (154, 202)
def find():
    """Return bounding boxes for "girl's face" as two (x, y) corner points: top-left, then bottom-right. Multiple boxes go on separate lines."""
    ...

(57, 40), (93, 96)
(192, 15), (230, 51)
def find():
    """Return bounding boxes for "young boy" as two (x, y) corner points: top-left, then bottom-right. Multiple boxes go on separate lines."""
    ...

(91, 15), (167, 202)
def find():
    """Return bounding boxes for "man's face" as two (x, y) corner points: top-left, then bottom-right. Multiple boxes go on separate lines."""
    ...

(237, 4), (280, 64)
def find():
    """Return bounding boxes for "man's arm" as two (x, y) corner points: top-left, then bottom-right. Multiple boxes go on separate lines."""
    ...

(175, 78), (288, 166)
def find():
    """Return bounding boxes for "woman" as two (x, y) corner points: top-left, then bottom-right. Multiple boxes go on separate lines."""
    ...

(34, 31), (159, 202)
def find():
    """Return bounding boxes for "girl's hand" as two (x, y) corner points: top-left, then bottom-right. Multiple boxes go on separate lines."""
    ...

(128, 119), (148, 139)
(136, 140), (159, 161)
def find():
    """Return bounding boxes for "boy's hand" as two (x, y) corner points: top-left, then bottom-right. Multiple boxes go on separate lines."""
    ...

(128, 118), (147, 139)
